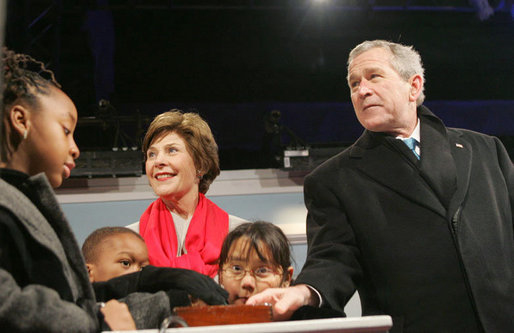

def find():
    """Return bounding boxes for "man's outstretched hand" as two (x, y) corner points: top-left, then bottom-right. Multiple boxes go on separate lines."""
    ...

(246, 284), (318, 321)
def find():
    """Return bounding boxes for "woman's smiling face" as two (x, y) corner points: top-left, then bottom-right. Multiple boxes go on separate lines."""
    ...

(145, 131), (199, 202)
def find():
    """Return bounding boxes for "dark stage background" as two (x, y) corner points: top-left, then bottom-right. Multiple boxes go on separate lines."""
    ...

(5, 1), (514, 172)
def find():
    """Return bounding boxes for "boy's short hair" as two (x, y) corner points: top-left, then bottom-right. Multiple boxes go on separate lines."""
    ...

(82, 226), (144, 264)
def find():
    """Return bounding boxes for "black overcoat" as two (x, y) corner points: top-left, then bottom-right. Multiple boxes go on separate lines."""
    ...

(295, 106), (514, 332)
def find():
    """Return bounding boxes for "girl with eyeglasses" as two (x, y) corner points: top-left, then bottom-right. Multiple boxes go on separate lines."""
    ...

(218, 221), (294, 305)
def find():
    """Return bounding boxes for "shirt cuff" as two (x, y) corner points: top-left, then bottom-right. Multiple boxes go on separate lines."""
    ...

(305, 284), (323, 307)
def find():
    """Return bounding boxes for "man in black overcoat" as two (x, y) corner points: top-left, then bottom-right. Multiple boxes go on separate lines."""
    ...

(248, 40), (514, 333)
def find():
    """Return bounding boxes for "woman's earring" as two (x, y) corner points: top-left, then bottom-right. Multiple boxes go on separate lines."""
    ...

(23, 129), (28, 140)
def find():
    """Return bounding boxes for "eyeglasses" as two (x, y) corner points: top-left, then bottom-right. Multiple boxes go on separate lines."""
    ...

(222, 264), (281, 281)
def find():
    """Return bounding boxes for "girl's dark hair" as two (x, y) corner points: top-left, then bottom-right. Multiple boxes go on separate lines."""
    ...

(219, 221), (292, 283)
(1, 47), (61, 162)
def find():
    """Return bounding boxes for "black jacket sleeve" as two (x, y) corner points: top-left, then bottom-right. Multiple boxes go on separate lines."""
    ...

(93, 265), (228, 305)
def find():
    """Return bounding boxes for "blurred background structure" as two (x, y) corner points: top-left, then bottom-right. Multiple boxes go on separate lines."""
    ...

(4, 0), (513, 175)
(5, 3), (510, 316)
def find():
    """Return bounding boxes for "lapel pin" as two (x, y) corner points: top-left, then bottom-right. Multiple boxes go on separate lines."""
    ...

(456, 143), (463, 148)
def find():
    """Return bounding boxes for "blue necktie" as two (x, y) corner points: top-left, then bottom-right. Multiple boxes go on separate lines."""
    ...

(402, 137), (420, 160)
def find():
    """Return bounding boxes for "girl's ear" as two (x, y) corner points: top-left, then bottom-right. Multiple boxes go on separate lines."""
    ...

(9, 104), (31, 138)
(281, 266), (294, 287)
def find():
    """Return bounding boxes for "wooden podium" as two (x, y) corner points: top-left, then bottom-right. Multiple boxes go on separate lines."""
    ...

(108, 314), (392, 333)
(171, 304), (273, 327)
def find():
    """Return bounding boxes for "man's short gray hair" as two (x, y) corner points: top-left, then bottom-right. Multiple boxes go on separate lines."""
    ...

(347, 40), (425, 106)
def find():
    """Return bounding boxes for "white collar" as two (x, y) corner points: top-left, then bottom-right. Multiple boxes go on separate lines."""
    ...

(396, 118), (421, 143)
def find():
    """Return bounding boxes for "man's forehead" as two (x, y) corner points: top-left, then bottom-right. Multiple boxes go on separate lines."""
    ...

(350, 48), (392, 67)
(348, 65), (385, 78)
(348, 48), (395, 79)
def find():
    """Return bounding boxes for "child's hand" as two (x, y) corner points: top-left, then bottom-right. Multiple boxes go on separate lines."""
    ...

(101, 299), (136, 330)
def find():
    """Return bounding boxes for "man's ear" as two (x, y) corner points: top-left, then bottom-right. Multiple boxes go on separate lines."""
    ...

(281, 266), (294, 287)
(86, 263), (95, 283)
(8, 104), (31, 138)
(408, 74), (423, 102)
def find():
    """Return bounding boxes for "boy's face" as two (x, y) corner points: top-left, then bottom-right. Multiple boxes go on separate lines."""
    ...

(219, 237), (293, 305)
(87, 233), (149, 282)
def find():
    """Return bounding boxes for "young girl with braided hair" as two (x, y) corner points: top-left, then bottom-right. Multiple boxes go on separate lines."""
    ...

(0, 47), (136, 331)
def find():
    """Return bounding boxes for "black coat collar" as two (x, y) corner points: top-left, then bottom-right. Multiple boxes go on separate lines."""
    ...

(346, 105), (471, 219)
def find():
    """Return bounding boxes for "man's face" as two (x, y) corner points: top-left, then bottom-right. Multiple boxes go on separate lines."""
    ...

(87, 233), (149, 282)
(347, 47), (419, 137)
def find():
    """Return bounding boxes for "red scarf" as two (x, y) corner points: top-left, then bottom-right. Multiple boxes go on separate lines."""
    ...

(139, 193), (229, 278)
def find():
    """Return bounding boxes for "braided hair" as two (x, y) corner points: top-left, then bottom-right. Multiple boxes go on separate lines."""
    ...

(1, 47), (61, 162)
